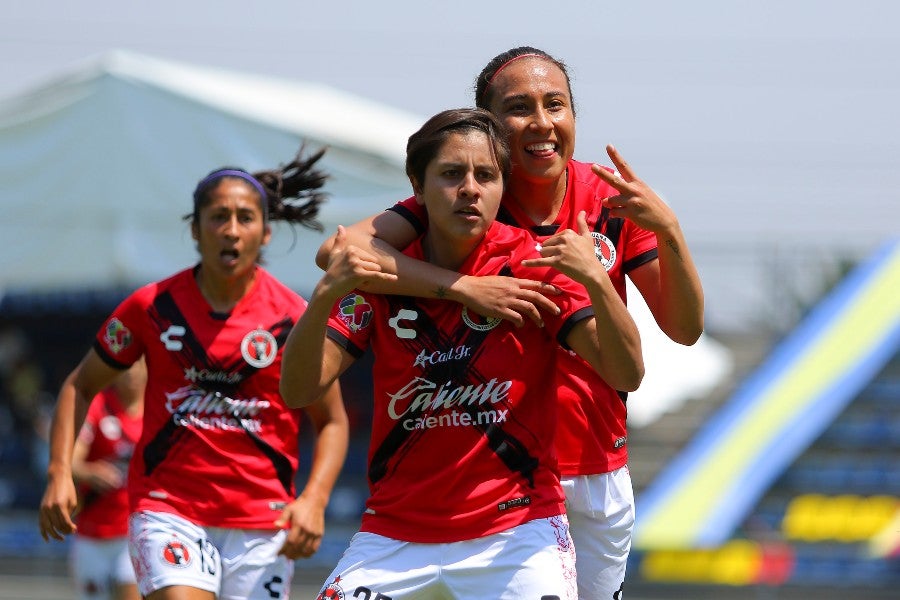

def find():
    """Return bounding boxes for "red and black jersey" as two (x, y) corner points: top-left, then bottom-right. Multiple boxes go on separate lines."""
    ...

(390, 159), (658, 475)
(74, 388), (142, 538)
(326, 221), (594, 543)
(93, 266), (306, 529)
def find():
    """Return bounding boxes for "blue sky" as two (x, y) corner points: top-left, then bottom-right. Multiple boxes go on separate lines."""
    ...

(4, 0), (898, 330)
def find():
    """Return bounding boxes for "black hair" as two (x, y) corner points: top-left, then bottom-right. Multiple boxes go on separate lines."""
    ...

(405, 108), (511, 190)
(187, 145), (329, 232)
(473, 46), (576, 116)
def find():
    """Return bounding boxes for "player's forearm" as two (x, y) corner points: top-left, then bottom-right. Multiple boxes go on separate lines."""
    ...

(584, 277), (644, 391)
(300, 389), (349, 508)
(321, 220), (472, 303)
(355, 238), (470, 302)
(655, 226), (705, 345)
(280, 291), (339, 408)
(46, 379), (89, 481)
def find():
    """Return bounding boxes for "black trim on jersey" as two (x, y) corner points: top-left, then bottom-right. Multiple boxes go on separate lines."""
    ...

(495, 204), (561, 237)
(326, 328), (365, 359)
(596, 207), (623, 244)
(368, 279), (543, 489)
(556, 307), (595, 351)
(532, 224), (560, 236)
(623, 248), (658, 273)
(239, 416), (296, 497)
(386, 204), (427, 236)
(92, 340), (132, 371)
(142, 408), (190, 477)
(593, 207), (658, 274)
(494, 204), (520, 228)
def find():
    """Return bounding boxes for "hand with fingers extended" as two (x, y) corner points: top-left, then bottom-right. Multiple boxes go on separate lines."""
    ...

(275, 494), (325, 560)
(319, 226), (398, 302)
(38, 473), (79, 542)
(455, 275), (561, 328)
(522, 211), (607, 286)
(592, 144), (680, 235)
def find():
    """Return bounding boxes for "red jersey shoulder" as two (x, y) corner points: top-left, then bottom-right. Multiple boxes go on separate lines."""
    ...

(391, 195), (427, 228)
(95, 277), (169, 362)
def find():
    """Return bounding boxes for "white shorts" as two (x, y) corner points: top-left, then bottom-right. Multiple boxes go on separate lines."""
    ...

(316, 515), (577, 600)
(70, 535), (136, 600)
(128, 510), (294, 600)
(561, 466), (635, 600)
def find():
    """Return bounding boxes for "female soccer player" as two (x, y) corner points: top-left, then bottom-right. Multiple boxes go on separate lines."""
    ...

(39, 147), (349, 600)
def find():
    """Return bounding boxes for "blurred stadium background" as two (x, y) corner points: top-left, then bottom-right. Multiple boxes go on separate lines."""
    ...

(1, 52), (897, 599)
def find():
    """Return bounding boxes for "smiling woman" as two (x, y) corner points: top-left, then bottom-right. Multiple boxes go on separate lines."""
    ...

(38, 146), (351, 600)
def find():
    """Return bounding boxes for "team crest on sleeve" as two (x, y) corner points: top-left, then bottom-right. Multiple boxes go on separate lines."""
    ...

(103, 318), (133, 354)
(241, 328), (278, 368)
(591, 232), (617, 271)
(338, 294), (373, 332)
(461, 307), (502, 331)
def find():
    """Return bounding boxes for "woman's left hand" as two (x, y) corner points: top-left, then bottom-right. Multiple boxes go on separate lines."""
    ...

(592, 144), (679, 235)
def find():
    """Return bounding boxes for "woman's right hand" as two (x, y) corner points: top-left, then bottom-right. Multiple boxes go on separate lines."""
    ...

(38, 473), (78, 541)
(317, 226), (398, 302)
(456, 275), (561, 328)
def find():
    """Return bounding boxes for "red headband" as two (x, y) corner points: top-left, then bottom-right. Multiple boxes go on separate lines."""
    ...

(487, 53), (542, 85)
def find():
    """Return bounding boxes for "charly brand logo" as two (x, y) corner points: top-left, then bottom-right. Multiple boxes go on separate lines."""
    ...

(104, 319), (132, 354)
(241, 328), (277, 368)
(461, 307), (501, 331)
(388, 308), (418, 339)
(160, 325), (186, 351)
(591, 232), (617, 271)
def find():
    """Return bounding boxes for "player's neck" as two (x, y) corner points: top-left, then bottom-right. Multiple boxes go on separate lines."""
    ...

(195, 265), (257, 314)
(506, 173), (567, 226)
(422, 232), (479, 272)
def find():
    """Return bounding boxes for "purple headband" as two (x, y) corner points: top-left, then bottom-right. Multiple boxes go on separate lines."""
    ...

(193, 169), (269, 220)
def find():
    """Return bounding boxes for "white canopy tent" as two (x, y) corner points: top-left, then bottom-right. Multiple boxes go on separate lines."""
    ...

(0, 50), (731, 427)
(0, 49), (422, 294)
